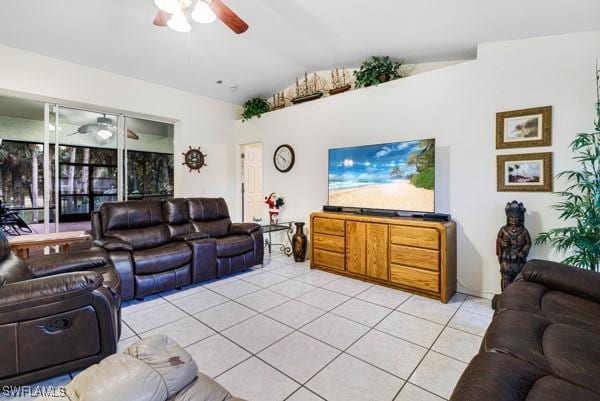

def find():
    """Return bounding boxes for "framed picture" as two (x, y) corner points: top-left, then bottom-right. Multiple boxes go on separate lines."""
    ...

(497, 152), (553, 192)
(496, 106), (552, 149)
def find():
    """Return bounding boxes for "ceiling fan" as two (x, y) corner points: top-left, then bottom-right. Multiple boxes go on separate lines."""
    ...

(68, 115), (140, 141)
(153, 0), (248, 34)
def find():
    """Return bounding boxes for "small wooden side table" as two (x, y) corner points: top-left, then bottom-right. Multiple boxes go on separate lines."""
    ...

(9, 231), (92, 259)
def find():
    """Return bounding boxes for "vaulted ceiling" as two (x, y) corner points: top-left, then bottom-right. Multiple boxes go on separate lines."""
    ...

(1, 0), (599, 104)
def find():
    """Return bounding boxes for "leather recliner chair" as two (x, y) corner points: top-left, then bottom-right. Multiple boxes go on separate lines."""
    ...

(91, 198), (263, 301)
(91, 200), (194, 301)
(183, 198), (263, 277)
(0, 231), (121, 387)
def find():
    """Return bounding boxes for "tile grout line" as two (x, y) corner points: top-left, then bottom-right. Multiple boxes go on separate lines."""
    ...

(395, 293), (470, 400)
(290, 283), (410, 399)
(120, 256), (483, 401)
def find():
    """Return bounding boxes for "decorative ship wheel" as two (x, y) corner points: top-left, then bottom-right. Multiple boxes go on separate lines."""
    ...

(182, 146), (207, 172)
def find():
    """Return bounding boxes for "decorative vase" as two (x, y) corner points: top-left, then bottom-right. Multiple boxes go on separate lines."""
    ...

(292, 222), (307, 262)
(269, 211), (279, 224)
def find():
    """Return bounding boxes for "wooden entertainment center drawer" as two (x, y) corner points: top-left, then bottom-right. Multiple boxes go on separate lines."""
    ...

(390, 245), (439, 271)
(313, 248), (345, 271)
(313, 217), (345, 237)
(313, 233), (345, 253)
(390, 226), (439, 250)
(310, 212), (456, 303)
(390, 264), (439, 292)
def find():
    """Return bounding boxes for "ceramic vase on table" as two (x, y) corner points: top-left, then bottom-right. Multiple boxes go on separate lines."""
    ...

(292, 222), (307, 262)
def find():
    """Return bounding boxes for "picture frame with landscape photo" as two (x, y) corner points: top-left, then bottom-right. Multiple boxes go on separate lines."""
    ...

(497, 152), (553, 192)
(496, 106), (552, 149)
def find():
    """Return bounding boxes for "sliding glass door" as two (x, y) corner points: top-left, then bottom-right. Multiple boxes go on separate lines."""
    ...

(52, 107), (121, 232)
(125, 116), (174, 201)
(0, 96), (46, 235)
(0, 96), (174, 236)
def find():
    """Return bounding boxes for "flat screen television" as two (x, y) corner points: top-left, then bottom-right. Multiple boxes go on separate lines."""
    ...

(328, 139), (435, 213)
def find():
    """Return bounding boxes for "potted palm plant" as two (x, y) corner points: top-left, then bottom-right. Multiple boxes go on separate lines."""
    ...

(535, 66), (600, 271)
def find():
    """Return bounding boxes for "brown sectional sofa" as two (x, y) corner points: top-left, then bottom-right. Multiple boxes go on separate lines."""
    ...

(0, 232), (120, 387)
(450, 260), (600, 401)
(91, 197), (263, 301)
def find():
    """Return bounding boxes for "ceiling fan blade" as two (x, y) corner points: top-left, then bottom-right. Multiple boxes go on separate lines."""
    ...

(127, 129), (140, 140)
(153, 10), (170, 27)
(209, 0), (248, 34)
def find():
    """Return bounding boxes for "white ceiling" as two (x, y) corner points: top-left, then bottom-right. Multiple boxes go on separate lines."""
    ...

(0, 0), (599, 104)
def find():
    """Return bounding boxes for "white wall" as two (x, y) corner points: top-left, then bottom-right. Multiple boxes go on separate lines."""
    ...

(234, 31), (600, 297)
(0, 45), (241, 204)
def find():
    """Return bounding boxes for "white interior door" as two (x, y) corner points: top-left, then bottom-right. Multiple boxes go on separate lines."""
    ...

(242, 143), (263, 222)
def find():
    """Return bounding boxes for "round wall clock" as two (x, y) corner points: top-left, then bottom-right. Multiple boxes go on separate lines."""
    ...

(182, 146), (207, 172)
(274, 144), (295, 173)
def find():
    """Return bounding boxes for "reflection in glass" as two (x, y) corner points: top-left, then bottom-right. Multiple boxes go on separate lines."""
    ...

(125, 116), (174, 201)
(0, 96), (46, 235)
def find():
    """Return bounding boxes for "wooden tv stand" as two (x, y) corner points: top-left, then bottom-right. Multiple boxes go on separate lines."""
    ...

(310, 212), (457, 303)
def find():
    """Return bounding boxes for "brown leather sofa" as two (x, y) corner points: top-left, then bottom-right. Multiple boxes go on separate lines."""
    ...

(0, 232), (121, 387)
(450, 260), (600, 401)
(91, 197), (263, 301)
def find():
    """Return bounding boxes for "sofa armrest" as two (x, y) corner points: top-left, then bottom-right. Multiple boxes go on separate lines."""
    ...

(229, 223), (261, 235)
(26, 248), (109, 278)
(0, 271), (103, 312)
(92, 237), (133, 252)
(173, 232), (210, 241)
(521, 259), (600, 302)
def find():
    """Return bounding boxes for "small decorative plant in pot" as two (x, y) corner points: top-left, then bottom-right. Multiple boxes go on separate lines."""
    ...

(241, 97), (270, 122)
(353, 56), (402, 88)
(535, 65), (600, 271)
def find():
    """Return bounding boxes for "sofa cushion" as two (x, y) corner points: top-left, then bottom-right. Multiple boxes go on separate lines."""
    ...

(164, 199), (189, 225)
(186, 198), (231, 238)
(187, 198), (230, 221)
(541, 291), (600, 333)
(106, 225), (171, 251)
(133, 242), (192, 275)
(192, 220), (230, 239)
(215, 235), (254, 258)
(134, 266), (191, 299)
(498, 281), (600, 334)
(229, 223), (260, 235)
(101, 200), (164, 232)
(483, 309), (600, 395)
(450, 352), (600, 401)
(164, 198), (193, 238)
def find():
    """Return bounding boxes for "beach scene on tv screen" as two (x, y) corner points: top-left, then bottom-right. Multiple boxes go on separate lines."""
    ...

(328, 139), (435, 212)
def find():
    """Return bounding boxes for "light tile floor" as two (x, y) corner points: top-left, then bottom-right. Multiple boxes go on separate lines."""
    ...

(3, 252), (494, 401)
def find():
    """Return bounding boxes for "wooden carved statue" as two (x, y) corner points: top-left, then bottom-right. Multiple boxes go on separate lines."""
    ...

(496, 200), (532, 291)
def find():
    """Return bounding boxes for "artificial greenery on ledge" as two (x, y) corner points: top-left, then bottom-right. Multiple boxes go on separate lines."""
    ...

(353, 56), (403, 88)
(241, 97), (270, 122)
(535, 66), (600, 271)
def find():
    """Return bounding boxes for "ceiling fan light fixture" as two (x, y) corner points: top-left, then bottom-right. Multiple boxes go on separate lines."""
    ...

(167, 11), (192, 32)
(96, 129), (113, 140)
(192, 1), (216, 24)
(154, 0), (180, 14)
